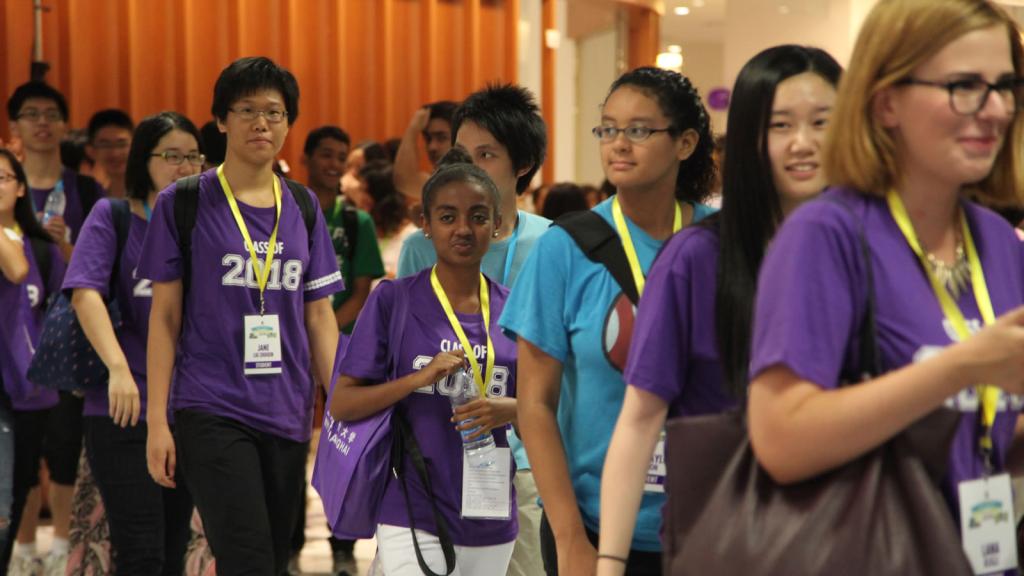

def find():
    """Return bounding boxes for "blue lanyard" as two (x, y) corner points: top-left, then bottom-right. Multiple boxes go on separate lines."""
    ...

(142, 198), (152, 221)
(502, 210), (521, 285)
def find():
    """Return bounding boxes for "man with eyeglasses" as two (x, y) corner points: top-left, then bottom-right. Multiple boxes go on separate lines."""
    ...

(86, 109), (134, 199)
(4, 80), (104, 576)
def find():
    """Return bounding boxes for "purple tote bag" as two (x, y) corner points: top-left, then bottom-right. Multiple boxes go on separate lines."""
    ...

(312, 334), (395, 539)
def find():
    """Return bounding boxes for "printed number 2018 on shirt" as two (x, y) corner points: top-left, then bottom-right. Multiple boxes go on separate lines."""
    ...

(221, 254), (304, 292)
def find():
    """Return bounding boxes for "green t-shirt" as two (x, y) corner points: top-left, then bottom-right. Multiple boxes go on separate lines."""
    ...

(326, 198), (385, 333)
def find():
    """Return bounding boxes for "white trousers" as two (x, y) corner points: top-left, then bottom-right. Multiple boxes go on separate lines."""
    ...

(376, 523), (516, 576)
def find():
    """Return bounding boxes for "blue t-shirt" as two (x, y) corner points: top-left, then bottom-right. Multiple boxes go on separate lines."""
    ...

(397, 209), (551, 469)
(498, 198), (715, 551)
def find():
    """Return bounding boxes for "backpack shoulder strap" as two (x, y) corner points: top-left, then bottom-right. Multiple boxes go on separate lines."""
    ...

(106, 199), (132, 300)
(284, 178), (317, 249)
(173, 175), (202, 296)
(28, 235), (52, 295)
(554, 210), (640, 305)
(76, 173), (101, 217)
(341, 202), (359, 260)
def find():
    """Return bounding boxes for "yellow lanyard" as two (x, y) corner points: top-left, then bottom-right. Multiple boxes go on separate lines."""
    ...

(218, 165), (282, 314)
(611, 196), (682, 297)
(430, 266), (493, 398)
(887, 192), (998, 457)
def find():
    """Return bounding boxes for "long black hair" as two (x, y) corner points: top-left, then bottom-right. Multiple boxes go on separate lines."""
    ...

(0, 148), (51, 243)
(605, 67), (715, 203)
(125, 112), (202, 200)
(715, 45), (842, 398)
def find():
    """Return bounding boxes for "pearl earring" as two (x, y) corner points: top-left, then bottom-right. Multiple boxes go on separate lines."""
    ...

(492, 231), (499, 238)
(424, 233), (431, 239)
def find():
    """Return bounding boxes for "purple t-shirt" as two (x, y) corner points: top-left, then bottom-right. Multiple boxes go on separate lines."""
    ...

(340, 270), (518, 547)
(751, 188), (1024, 522)
(0, 233), (65, 411)
(62, 199), (152, 419)
(625, 225), (736, 418)
(30, 168), (103, 244)
(137, 169), (343, 442)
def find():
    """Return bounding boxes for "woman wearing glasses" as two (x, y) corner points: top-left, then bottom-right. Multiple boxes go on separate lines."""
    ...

(749, 1), (1024, 571)
(63, 112), (202, 575)
(500, 67), (716, 575)
(138, 57), (342, 575)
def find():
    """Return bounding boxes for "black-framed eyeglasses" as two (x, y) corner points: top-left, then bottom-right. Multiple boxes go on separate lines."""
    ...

(16, 109), (64, 123)
(592, 125), (676, 143)
(151, 151), (206, 166)
(896, 77), (1024, 115)
(228, 107), (288, 123)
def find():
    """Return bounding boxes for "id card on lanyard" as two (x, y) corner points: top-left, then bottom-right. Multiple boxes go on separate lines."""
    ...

(219, 166), (285, 376)
(613, 197), (683, 493)
(431, 266), (510, 519)
(887, 192), (1016, 574)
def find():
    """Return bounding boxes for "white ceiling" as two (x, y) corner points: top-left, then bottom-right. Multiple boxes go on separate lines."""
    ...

(660, 0), (726, 45)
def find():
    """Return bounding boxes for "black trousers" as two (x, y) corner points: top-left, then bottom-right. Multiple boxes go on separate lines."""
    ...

(174, 409), (306, 576)
(539, 512), (661, 576)
(84, 416), (193, 576)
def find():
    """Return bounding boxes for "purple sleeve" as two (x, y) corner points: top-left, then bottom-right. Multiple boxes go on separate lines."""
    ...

(302, 189), (344, 301)
(749, 206), (862, 389)
(136, 187), (182, 282)
(338, 280), (394, 382)
(62, 199), (116, 297)
(624, 232), (693, 405)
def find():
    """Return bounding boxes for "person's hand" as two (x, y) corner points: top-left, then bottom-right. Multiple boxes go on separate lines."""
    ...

(950, 305), (1024, 394)
(108, 365), (141, 427)
(452, 397), (515, 439)
(408, 107), (431, 134)
(558, 530), (598, 576)
(147, 422), (177, 488)
(42, 214), (68, 243)
(423, 349), (466, 383)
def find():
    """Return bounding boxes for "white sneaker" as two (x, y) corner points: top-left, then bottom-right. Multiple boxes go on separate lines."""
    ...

(7, 554), (43, 576)
(41, 550), (68, 576)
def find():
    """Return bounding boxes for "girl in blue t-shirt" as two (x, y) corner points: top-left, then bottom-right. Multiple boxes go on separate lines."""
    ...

(500, 67), (716, 575)
(596, 46), (842, 574)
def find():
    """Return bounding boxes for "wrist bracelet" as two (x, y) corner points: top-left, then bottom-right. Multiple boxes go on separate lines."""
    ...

(597, 554), (628, 564)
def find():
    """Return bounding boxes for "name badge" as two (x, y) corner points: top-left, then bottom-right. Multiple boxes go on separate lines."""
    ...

(644, 430), (667, 493)
(461, 447), (511, 520)
(243, 314), (282, 376)
(958, 473), (1018, 574)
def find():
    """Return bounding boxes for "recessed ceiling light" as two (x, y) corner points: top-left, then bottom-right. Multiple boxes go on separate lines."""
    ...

(674, 6), (691, 16)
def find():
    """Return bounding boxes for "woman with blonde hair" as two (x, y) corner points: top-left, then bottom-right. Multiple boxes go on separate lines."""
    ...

(749, 0), (1024, 571)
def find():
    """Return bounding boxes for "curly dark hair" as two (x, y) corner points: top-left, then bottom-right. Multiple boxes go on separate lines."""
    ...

(606, 67), (715, 203)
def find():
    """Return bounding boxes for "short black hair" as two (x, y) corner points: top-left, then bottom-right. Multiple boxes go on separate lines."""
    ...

(87, 109), (134, 142)
(60, 130), (92, 171)
(199, 121), (227, 166)
(125, 112), (201, 200)
(421, 147), (501, 220)
(607, 67), (715, 204)
(211, 56), (300, 126)
(7, 82), (69, 122)
(358, 141), (390, 164)
(427, 100), (458, 124)
(303, 125), (351, 157)
(541, 183), (589, 220)
(451, 84), (547, 195)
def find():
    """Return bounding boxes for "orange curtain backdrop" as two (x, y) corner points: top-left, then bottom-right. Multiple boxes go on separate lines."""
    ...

(0, 0), (518, 170)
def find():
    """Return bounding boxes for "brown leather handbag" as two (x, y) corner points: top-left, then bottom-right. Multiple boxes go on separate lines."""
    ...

(661, 198), (972, 575)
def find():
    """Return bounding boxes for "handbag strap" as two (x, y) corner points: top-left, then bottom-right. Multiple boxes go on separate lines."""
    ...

(823, 194), (881, 380)
(391, 410), (457, 576)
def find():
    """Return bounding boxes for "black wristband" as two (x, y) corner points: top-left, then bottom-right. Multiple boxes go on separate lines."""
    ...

(597, 553), (628, 564)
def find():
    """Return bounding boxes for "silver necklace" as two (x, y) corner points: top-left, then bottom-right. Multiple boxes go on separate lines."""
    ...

(925, 239), (970, 299)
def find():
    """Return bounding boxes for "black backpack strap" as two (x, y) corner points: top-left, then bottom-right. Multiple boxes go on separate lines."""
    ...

(173, 175), (202, 296)
(340, 203), (359, 262)
(554, 210), (640, 305)
(28, 236), (52, 296)
(391, 410), (457, 576)
(107, 199), (132, 302)
(76, 173), (101, 218)
(284, 178), (317, 250)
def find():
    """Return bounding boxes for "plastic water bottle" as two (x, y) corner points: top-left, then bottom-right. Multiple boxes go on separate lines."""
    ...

(42, 185), (66, 224)
(449, 366), (497, 469)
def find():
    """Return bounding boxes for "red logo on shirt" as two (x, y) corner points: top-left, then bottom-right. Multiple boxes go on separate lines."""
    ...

(603, 293), (636, 372)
